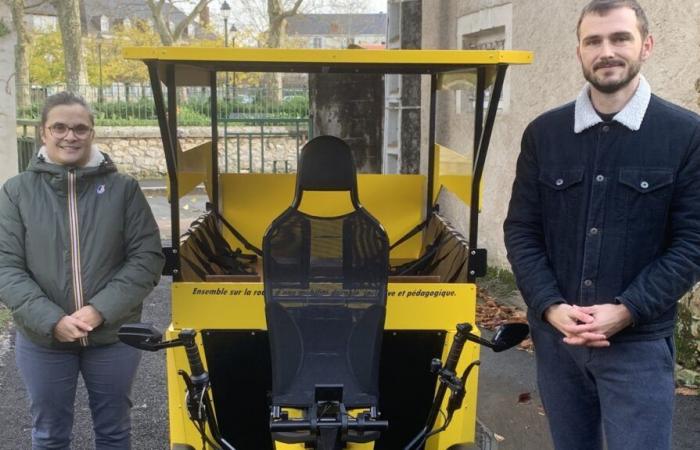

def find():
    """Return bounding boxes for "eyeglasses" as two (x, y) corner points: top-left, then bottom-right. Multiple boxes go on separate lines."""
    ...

(47, 123), (93, 140)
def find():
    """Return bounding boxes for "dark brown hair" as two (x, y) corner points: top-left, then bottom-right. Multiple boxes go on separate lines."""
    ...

(40, 91), (95, 127)
(577, 0), (649, 40)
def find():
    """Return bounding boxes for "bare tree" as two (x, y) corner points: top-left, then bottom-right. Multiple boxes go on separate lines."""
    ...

(145, 0), (214, 46)
(266, 0), (303, 48)
(49, 0), (86, 92)
(237, 0), (371, 48)
(5, 0), (30, 109)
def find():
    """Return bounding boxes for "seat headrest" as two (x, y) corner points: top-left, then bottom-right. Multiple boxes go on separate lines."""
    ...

(296, 135), (357, 192)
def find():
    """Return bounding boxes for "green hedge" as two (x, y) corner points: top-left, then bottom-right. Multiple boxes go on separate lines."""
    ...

(18, 96), (309, 127)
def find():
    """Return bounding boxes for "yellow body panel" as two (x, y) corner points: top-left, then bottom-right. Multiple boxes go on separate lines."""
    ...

(166, 283), (480, 449)
(219, 173), (425, 260)
(166, 141), (213, 199)
(436, 144), (481, 207)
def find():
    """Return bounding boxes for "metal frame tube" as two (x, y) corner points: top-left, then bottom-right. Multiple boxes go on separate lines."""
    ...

(473, 67), (486, 165)
(467, 65), (508, 282)
(148, 62), (181, 278)
(425, 74), (438, 220)
(210, 71), (220, 213)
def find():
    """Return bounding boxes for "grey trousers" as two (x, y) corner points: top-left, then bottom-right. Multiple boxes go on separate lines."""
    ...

(530, 325), (675, 450)
(15, 331), (142, 450)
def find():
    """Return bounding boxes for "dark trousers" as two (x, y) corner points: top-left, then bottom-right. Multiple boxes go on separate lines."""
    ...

(15, 331), (141, 450)
(530, 325), (675, 450)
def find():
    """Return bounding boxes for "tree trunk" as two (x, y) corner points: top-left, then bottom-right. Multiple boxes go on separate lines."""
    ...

(146, 0), (174, 46)
(50, 0), (87, 93)
(8, 0), (30, 110)
(146, 0), (213, 46)
(264, 0), (302, 101)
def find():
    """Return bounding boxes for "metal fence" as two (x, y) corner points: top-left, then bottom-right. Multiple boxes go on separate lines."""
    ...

(17, 120), (40, 172)
(16, 84), (310, 126)
(221, 117), (311, 174)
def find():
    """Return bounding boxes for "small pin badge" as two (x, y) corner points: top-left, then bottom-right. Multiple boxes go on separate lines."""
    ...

(96, 184), (106, 194)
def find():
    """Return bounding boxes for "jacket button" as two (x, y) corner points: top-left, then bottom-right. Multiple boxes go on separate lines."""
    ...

(555, 178), (564, 186)
(595, 174), (605, 182)
(583, 279), (593, 287)
(602, 125), (610, 132)
(590, 227), (599, 235)
(640, 181), (649, 189)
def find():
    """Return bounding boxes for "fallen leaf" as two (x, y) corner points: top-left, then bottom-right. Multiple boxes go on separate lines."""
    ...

(518, 392), (532, 404)
(675, 387), (699, 396)
(494, 433), (505, 442)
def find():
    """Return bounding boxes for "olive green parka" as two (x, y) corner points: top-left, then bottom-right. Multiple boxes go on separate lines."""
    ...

(0, 149), (164, 348)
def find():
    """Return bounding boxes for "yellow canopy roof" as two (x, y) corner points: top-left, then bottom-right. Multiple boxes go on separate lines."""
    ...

(123, 47), (533, 86)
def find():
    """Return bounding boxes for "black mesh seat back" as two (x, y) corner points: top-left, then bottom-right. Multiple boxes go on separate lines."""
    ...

(295, 135), (357, 194)
(263, 136), (389, 408)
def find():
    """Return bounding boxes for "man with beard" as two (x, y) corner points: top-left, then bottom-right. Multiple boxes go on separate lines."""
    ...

(504, 1), (700, 449)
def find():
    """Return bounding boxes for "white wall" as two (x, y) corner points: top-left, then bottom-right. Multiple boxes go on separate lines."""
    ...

(0, 4), (18, 185)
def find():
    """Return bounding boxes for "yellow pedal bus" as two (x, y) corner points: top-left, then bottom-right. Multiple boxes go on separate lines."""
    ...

(117, 47), (533, 450)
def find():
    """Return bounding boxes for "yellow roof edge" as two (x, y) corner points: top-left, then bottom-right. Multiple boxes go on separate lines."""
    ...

(121, 47), (533, 66)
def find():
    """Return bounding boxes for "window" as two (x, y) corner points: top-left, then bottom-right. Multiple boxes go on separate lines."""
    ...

(456, 3), (513, 113)
(100, 15), (109, 33)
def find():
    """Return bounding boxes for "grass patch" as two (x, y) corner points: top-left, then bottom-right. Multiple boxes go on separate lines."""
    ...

(0, 304), (10, 332)
(479, 266), (520, 300)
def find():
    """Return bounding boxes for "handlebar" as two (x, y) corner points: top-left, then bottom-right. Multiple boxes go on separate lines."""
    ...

(179, 329), (206, 378)
(270, 418), (389, 433)
(444, 323), (471, 370)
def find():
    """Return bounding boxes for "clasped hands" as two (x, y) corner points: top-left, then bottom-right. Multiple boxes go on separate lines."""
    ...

(544, 302), (633, 347)
(53, 305), (104, 343)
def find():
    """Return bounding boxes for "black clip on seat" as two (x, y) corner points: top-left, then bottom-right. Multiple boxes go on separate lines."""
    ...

(263, 136), (390, 449)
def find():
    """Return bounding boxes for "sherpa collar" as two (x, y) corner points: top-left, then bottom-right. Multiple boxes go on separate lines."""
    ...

(38, 145), (106, 167)
(574, 75), (651, 133)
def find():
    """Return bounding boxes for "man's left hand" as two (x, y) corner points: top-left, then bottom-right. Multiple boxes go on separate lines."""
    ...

(71, 305), (104, 329)
(568, 304), (633, 346)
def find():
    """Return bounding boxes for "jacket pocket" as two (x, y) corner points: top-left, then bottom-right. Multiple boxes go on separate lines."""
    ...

(619, 167), (674, 194)
(617, 167), (674, 278)
(618, 167), (674, 217)
(538, 167), (585, 225)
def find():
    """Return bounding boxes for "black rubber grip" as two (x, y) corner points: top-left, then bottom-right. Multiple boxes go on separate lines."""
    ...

(179, 329), (205, 377)
(444, 323), (471, 370)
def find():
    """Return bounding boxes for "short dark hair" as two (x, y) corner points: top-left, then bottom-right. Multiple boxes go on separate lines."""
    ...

(40, 91), (95, 127)
(576, 0), (649, 40)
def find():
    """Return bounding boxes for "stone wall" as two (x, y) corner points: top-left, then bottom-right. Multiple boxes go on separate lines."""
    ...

(676, 285), (700, 386)
(94, 126), (303, 178)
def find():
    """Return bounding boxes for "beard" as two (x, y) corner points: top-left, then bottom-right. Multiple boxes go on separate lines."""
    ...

(582, 53), (643, 94)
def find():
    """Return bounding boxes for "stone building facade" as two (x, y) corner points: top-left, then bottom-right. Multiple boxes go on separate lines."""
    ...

(421, 0), (700, 268)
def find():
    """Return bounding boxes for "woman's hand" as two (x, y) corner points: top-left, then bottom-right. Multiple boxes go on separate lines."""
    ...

(71, 305), (104, 328)
(53, 315), (93, 342)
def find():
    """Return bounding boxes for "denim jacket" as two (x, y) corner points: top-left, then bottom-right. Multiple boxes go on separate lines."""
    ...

(504, 78), (700, 341)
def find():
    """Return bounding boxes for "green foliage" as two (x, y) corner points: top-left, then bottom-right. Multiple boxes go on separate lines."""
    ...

(0, 18), (10, 38)
(29, 31), (65, 85)
(479, 266), (520, 300)
(17, 88), (310, 126)
(0, 305), (10, 333)
(282, 95), (309, 114)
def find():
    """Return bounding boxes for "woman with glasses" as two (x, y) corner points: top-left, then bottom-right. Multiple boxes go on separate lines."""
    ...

(0, 92), (165, 449)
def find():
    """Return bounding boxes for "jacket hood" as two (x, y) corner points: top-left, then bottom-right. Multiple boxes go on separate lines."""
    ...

(28, 145), (117, 178)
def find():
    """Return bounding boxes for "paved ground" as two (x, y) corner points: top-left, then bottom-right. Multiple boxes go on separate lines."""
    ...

(2, 279), (699, 449)
(0, 188), (698, 449)
(0, 280), (171, 449)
